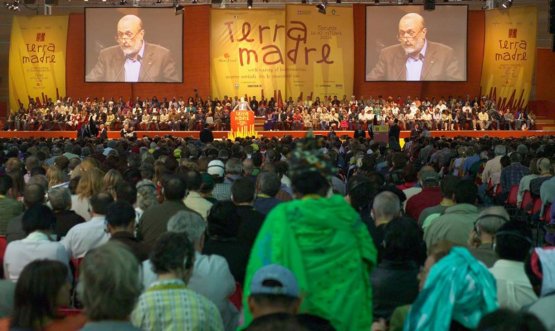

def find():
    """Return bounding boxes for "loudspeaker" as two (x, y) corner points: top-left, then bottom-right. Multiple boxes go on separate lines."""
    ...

(424, 0), (435, 10)
(550, 0), (555, 33)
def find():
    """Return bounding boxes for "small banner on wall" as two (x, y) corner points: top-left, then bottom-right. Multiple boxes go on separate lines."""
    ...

(480, 7), (537, 110)
(210, 6), (353, 102)
(285, 5), (353, 101)
(9, 15), (69, 112)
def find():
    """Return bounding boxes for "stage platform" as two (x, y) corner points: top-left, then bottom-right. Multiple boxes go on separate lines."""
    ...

(0, 130), (553, 140)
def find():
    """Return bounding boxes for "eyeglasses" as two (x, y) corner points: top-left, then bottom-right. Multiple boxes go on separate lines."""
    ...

(397, 28), (423, 41)
(115, 30), (142, 42)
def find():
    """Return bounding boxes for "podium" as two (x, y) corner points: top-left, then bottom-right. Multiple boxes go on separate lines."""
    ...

(229, 110), (258, 139)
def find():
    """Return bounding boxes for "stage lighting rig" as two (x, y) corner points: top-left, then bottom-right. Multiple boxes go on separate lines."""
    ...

(4, 0), (20, 11)
(316, 0), (326, 14)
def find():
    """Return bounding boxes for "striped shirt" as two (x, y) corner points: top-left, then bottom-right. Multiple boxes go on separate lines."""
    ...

(132, 279), (224, 331)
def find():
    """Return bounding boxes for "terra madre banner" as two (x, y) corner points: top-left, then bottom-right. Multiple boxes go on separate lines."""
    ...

(481, 7), (537, 110)
(210, 6), (353, 101)
(9, 16), (69, 111)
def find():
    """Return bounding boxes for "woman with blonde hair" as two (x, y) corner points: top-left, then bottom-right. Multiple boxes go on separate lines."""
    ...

(103, 169), (124, 198)
(46, 165), (66, 189)
(72, 167), (104, 221)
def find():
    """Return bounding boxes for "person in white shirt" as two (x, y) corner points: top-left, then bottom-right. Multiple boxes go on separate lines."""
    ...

(142, 210), (237, 331)
(3, 205), (70, 282)
(62, 192), (113, 259)
(183, 170), (213, 221)
(489, 221), (537, 310)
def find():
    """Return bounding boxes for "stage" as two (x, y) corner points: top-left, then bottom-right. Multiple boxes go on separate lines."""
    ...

(0, 130), (554, 140)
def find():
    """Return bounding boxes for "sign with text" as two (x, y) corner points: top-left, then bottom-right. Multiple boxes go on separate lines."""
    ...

(211, 9), (286, 100)
(9, 16), (68, 111)
(286, 5), (353, 100)
(210, 6), (353, 101)
(481, 7), (537, 109)
(229, 110), (256, 139)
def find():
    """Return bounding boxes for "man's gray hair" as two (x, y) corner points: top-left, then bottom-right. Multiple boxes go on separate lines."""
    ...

(167, 210), (206, 245)
(372, 191), (401, 221)
(494, 144), (507, 156)
(48, 186), (71, 211)
(475, 206), (510, 235)
(225, 158), (243, 175)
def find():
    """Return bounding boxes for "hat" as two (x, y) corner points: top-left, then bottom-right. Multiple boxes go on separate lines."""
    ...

(420, 170), (440, 183)
(251, 143), (259, 152)
(250, 264), (300, 298)
(207, 160), (225, 177)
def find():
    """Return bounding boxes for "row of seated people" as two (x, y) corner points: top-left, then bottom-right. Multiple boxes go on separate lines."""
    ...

(3, 93), (537, 132)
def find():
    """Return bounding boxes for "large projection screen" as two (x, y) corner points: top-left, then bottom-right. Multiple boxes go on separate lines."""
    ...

(85, 8), (183, 83)
(365, 5), (467, 82)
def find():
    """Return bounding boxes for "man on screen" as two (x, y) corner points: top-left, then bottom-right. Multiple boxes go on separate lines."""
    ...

(86, 14), (180, 83)
(366, 13), (463, 81)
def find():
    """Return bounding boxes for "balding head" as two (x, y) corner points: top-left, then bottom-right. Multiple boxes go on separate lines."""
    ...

(398, 13), (427, 56)
(116, 15), (145, 57)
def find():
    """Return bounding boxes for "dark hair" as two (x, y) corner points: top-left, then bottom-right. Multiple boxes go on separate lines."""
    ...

(22, 204), (56, 235)
(292, 171), (330, 197)
(150, 232), (194, 274)
(106, 201), (136, 228)
(23, 183), (46, 208)
(454, 179), (477, 204)
(30, 166), (46, 177)
(476, 309), (546, 331)
(440, 175), (460, 198)
(184, 170), (203, 191)
(347, 175), (379, 211)
(231, 177), (255, 203)
(256, 172), (281, 197)
(500, 155), (511, 168)
(0, 175), (13, 195)
(11, 260), (68, 329)
(89, 192), (114, 215)
(162, 176), (186, 201)
(495, 221), (532, 261)
(207, 201), (240, 238)
(245, 313), (307, 331)
(382, 217), (422, 262)
(115, 181), (137, 205)
(68, 176), (80, 195)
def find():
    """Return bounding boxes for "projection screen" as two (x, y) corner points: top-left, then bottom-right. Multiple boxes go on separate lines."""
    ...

(365, 5), (467, 82)
(85, 8), (183, 83)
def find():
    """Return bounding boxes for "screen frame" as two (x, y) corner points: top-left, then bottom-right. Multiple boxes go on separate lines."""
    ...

(84, 6), (184, 84)
(364, 4), (469, 82)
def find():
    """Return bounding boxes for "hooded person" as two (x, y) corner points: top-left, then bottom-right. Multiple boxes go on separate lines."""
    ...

(524, 247), (555, 330)
(404, 247), (498, 331)
(241, 131), (377, 331)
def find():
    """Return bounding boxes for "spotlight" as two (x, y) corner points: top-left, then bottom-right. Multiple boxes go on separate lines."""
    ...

(191, 0), (197, 3)
(175, 3), (183, 12)
(247, 0), (252, 8)
(501, 0), (512, 8)
(316, 0), (326, 14)
(119, 0), (127, 5)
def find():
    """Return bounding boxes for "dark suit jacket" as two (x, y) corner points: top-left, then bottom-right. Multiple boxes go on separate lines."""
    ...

(86, 42), (180, 82)
(366, 41), (463, 81)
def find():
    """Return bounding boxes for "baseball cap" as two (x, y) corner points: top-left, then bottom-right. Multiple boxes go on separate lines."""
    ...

(207, 160), (225, 177)
(420, 170), (440, 183)
(250, 264), (300, 298)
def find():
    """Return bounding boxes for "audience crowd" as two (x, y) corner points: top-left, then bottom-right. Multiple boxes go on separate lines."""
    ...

(5, 94), (537, 133)
(0, 131), (553, 331)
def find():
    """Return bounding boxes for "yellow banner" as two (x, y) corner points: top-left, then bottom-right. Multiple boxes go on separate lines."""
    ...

(285, 5), (353, 101)
(9, 15), (69, 112)
(210, 9), (286, 100)
(481, 7), (537, 110)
